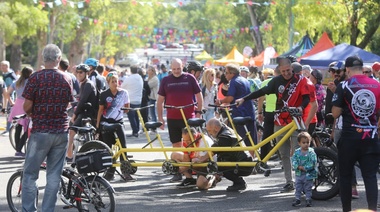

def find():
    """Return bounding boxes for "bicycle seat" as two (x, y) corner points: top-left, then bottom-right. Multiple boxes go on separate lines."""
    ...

(187, 118), (206, 127)
(145, 122), (163, 130)
(101, 122), (123, 132)
(232, 117), (252, 126)
(13, 114), (27, 120)
(69, 126), (96, 134)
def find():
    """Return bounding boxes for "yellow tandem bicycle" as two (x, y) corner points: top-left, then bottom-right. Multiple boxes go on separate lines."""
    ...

(78, 105), (339, 200)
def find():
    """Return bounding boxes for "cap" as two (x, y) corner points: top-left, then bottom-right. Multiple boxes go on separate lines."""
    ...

(331, 61), (345, 71)
(291, 62), (302, 74)
(372, 62), (380, 72)
(345, 55), (363, 68)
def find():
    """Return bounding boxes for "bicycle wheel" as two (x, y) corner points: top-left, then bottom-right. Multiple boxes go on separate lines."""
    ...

(9, 125), (16, 151)
(6, 168), (45, 212)
(312, 147), (340, 200)
(75, 175), (115, 212)
(6, 170), (23, 212)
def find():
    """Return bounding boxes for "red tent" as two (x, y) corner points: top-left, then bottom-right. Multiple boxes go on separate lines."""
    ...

(249, 46), (278, 67)
(299, 32), (334, 59)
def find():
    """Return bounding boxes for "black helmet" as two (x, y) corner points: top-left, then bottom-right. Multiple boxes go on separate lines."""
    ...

(286, 55), (297, 63)
(76, 64), (90, 72)
(184, 61), (203, 73)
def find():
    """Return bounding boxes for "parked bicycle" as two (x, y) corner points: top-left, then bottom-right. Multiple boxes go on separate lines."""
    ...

(6, 149), (115, 212)
(9, 114), (30, 152)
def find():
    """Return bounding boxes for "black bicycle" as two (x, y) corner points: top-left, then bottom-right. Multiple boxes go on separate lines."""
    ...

(6, 150), (115, 212)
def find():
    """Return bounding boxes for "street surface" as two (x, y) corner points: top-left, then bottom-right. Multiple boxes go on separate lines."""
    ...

(0, 115), (376, 212)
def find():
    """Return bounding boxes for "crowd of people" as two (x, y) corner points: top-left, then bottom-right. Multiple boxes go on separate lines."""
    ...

(3, 43), (380, 211)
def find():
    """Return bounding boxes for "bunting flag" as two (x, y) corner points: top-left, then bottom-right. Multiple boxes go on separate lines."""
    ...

(35, 0), (90, 8)
(79, 15), (272, 35)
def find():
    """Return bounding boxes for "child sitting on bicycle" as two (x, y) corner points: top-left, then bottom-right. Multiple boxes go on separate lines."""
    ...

(171, 127), (216, 189)
(291, 132), (317, 207)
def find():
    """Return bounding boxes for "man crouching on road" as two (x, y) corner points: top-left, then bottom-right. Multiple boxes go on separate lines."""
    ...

(193, 118), (254, 191)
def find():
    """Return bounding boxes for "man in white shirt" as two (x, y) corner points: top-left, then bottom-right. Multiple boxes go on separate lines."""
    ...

(121, 66), (143, 137)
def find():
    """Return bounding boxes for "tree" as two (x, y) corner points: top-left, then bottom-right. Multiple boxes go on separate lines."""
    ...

(292, 0), (380, 50)
(0, 1), (47, 71)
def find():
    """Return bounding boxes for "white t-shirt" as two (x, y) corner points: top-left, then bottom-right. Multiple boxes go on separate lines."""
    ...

(121, 74), (143, 105)
(196, 135), (217, 161)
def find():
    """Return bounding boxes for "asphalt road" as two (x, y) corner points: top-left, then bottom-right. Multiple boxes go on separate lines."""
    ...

(0, 115), (375, 212)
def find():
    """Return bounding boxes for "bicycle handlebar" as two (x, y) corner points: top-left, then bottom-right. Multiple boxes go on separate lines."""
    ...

(164, 102), (197, 109)
(121, 104), (154, 111)
(208, 103), (237, 108)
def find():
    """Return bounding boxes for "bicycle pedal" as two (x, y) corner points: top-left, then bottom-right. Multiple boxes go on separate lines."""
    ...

(127, 155), (133, 158)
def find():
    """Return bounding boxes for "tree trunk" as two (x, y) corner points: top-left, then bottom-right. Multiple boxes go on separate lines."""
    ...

(246, 4), (264, 55)
(358, 13), (380, 49)
(9, 36), (21, 72)
(349, 0), (360, 46)
(68, 28), (86, 66)
(0, 32), (5, 61)
(35, 29), (47, 71)
(48, 9), (56, 44)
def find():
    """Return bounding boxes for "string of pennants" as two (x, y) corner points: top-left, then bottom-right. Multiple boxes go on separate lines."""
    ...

(79, 15), (272, 34)
(33, 0), (364, 9)
(33, 0), (90, 8)
(79, 15), (272, 42)
(103, 25), (273, 42)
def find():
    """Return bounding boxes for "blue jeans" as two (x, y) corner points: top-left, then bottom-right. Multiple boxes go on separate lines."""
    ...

(148, 99), (157, 122)
(295, 174), (313, 200)
(22, 132), (68, 212)
(127, 103), (141, 134)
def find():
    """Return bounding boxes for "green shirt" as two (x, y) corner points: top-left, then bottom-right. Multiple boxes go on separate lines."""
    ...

(261, 78), (277, 112)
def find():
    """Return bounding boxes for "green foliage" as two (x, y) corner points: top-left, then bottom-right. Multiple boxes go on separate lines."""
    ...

(0, 2), (48, 44)
(1, 0), (380, 65)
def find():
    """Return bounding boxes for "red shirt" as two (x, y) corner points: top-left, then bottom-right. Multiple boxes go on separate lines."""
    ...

(158, 73), (201, 119)
(22, 69), (74, 133)
(303, 78), (317, 124)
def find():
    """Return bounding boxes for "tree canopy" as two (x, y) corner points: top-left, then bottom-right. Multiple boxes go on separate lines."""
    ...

(0, 0), (379, 69)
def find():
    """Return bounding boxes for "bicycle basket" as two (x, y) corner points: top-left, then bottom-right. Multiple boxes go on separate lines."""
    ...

(75, 149), (112, 174)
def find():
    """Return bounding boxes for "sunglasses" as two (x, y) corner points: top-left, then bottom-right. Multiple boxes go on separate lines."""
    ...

(363, 71), (371, 74)
(107, 72), (116, 78)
